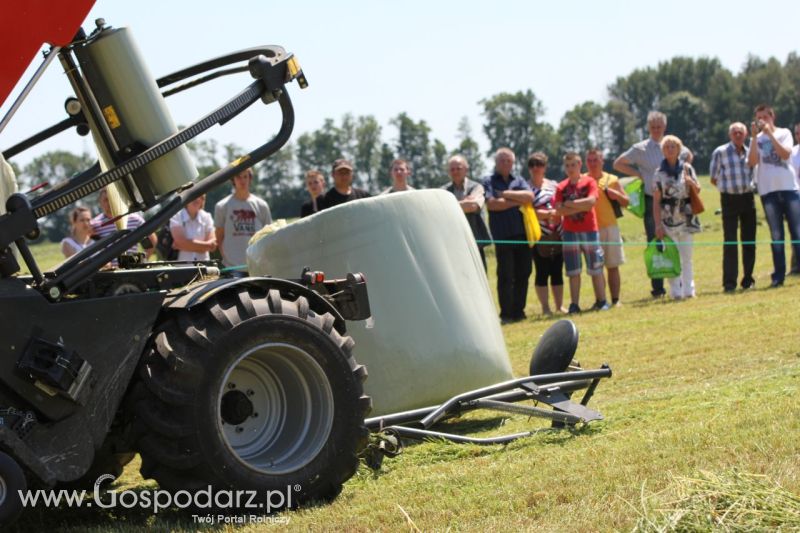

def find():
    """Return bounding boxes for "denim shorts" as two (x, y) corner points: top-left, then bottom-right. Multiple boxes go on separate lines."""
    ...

(562, 230), (605, 276)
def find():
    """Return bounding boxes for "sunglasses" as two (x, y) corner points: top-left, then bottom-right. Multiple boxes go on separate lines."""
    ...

(528, 161), (546, 168)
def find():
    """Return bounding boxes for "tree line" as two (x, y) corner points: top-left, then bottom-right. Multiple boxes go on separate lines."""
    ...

(13, 53), (800, 241)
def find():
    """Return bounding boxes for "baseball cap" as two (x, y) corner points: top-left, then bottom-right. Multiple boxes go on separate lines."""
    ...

(332, 159), (353, 173)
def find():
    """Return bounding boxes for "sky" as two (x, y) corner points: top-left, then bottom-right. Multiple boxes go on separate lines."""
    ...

(2, 0), (797, 170)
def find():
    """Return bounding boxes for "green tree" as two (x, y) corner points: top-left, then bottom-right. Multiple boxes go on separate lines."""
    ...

(775, 53), (800, 127)
(659, 91), (710, 169)
(391, 112), (435, 188)
(295, 118), (342, 177)
(605, 99), (637, 159)
(375, 142), (396, 191)
(534, 123), (563, 180)
(655, 57), (728, 101)
(22, 150), (93, 241)
(608, 68), (659, 135)
(453, 116), (485, 178)
(253, 142), (301, 218)
(703, 67), (742, 152)
(430, 139), (448, 187)
(354, 115), (382, 192)
(738, 55), (785, 113)
(337, 114), (357, 163)
(558, 101), (609, 156)
(480, 90), (554, 175)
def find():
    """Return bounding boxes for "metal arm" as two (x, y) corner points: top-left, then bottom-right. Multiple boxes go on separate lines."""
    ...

(41, 88), (295, 299)
(0, 46), (301, 292)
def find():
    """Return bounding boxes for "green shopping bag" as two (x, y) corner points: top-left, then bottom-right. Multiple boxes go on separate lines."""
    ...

(644, 236), (681, 279)
(624, 178), (645, 218)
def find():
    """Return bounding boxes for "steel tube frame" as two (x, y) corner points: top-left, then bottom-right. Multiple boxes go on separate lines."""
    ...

(364, 377), (600, 430)
(420, 368), (611, 428)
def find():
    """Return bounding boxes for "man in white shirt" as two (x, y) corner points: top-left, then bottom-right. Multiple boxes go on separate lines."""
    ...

(747, 104), (800, 287)
(381, 159), (416, 194)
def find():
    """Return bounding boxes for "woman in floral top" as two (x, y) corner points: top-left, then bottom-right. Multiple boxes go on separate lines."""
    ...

(653, 135), (702, 299)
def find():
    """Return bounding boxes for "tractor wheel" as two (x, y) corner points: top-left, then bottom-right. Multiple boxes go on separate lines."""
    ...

(128, 286), (370, 508)
(0, 451), (25, 527)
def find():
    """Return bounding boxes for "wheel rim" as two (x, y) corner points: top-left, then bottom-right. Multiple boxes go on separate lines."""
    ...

(218, 342), (335, 475)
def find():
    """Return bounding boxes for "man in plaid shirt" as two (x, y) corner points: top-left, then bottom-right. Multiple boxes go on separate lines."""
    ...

(710, 122), (756, 292)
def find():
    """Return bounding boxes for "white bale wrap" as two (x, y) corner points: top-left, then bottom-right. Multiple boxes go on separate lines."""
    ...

(247, 189), (512, 416)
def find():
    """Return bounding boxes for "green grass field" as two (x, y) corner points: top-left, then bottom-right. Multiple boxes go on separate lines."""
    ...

(14, 178), (800, 532)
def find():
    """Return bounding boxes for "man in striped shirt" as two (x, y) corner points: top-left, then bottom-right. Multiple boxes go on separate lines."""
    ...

(710, 122), (756, 292)
(613, 111), (692, 298)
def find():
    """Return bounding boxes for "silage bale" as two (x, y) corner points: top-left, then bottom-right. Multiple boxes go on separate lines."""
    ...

(247, 189), (512, 416)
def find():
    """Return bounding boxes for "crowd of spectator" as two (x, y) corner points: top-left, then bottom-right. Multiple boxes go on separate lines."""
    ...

(63, 104), (800, 322)
(61, 168), (271, 275)
(290, 103), (800, 323)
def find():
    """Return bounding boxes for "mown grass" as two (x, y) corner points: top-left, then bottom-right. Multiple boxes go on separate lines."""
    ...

(13, 177), (800, 532)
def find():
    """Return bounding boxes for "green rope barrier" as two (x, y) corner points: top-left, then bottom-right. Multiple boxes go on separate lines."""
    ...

(477, 239), (800, 246)
(220, 265), (248, 273)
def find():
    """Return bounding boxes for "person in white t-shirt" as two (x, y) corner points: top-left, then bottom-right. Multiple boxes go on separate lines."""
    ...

(380, 159), (416, 194)
(61, 206), (93, 258)
(170, 195), (216, 262)
(747, 104), (800, 287)
(214, 168), (272, 270)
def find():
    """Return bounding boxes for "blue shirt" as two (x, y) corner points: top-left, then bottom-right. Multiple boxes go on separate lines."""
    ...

(482, 172), (530, 240)
(710, 142), (752, 194)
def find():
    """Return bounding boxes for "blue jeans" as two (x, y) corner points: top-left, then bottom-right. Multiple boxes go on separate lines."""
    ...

(760, 190), (800, 283)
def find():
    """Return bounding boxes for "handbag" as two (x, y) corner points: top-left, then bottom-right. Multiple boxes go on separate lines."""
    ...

(606, 190), (624, 218)
(535, 230), (562, 258)
(602, 177), (623, 218)
(684, 167), (704, 215)
(623, 179), (645, 218)
(644, 237), (681, 279)
(688, 183), (704, 215)
(519, 203), (541, 248)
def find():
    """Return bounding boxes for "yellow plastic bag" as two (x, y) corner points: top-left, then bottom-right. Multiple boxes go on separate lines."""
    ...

(519, 203), (541, 247)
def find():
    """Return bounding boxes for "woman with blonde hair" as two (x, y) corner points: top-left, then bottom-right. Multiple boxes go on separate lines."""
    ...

(61, 206), (93, 258)
(653, 135), (702, 299)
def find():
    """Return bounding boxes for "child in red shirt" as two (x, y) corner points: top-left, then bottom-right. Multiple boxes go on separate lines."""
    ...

(554, 152), (609, 313)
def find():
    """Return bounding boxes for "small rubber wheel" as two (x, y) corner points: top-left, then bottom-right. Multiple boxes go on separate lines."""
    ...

(529, 319), (579, 376)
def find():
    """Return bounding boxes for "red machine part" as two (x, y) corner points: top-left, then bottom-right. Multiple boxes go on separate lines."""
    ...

(0, 0), (95, 107)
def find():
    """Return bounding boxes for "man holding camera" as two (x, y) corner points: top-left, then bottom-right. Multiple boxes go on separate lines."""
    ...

(747, 104), (800, 288)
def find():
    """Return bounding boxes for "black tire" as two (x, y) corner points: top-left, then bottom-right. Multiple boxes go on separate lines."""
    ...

(0, 451), (26, 527)
(127, 286), (371, 509)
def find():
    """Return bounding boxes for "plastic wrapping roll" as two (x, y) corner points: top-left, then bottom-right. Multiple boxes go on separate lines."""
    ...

(248, 189), (512, 416)
(78, 27), (198, 207)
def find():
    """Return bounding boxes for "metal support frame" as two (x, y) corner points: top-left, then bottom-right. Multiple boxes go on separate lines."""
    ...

(365, 365), (612, 446)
